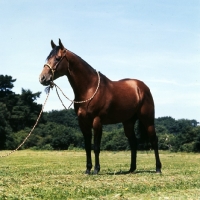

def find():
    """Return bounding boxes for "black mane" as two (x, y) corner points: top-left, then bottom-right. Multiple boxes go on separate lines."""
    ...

(46, 46), (60, 60)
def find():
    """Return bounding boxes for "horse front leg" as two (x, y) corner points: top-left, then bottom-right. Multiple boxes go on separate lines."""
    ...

(78, 115), (92, 174)
(84, 132), (93, 174)
(79, 119), (93, 174)
(93, 117), (102, 174)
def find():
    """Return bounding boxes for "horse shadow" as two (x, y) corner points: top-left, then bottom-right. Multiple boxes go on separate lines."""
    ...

(104, 170), (158, 175)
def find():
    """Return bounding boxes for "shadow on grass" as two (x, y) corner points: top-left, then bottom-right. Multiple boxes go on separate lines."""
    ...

(105, 170), (158, 175)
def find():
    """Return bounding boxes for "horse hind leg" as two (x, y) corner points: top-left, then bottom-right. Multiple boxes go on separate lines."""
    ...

(123, 117), (138, 173)
(139, 119), (162, 173)
(147, 125), (162, 173)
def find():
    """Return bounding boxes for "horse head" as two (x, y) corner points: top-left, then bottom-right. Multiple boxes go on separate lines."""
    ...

(39, 39), (69, 86)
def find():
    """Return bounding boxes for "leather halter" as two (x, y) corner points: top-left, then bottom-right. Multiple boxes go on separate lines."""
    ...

(43, 49), (68, 80)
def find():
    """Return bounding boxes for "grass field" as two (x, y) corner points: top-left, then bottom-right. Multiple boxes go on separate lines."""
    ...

(0, 150), (200, 199)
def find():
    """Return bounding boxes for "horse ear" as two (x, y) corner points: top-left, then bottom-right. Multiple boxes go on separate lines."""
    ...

(51, 40), (56, 49)
(58, 38), (65, 50)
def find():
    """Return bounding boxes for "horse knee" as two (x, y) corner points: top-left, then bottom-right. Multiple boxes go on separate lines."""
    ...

(149, 135), (158, 150)
(146, 125), (155, 135)
(93, 144), (100, 154)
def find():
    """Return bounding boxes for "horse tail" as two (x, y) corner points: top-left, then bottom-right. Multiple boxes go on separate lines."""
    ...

(136, 120), (151, 150)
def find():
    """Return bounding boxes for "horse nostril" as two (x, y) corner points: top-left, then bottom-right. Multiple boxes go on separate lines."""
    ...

(49, 74), (53, 81)
(39, 75), (45, 83)
(39, 74), (53, 85)
(42, 75), (45, 81)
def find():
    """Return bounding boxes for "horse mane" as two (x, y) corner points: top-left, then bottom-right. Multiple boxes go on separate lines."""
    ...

(46, 47), (94, 71)
(69, 51), (95, 72)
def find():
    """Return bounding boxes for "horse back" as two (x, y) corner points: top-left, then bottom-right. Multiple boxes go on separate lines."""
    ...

(80, 75), (154, 125)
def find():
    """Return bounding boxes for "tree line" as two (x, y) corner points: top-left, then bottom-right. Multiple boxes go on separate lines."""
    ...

(0, 74), (200, 152)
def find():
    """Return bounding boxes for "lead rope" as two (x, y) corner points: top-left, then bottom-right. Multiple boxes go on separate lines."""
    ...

(53, 70), (100, 110)
(0, 71), (100, 157)
(0, 87), (51, 158)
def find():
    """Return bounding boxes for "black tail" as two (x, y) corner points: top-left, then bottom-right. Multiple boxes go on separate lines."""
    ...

(135, 120), (151, 150)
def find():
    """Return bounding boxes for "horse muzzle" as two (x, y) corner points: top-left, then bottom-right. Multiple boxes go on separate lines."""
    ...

(39, 74), (53, 86)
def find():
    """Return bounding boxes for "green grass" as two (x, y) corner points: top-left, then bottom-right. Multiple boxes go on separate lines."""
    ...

(0, 150), (200, 199)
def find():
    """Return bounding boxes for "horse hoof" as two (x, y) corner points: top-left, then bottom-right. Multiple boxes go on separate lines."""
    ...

(93, 169), (100, 175)
(85, 169), (91, 175)
(156, 168), (162, 174)
(129, 166), (136, 173)
(129, 169), (136, 174)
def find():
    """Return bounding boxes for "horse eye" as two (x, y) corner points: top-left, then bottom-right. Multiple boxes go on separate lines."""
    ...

(55, 56), (61, 61)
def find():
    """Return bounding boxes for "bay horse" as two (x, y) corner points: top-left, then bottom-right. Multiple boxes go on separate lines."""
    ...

(39, 39), (162, 174)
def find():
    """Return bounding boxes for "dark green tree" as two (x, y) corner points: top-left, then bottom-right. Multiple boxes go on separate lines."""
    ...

(43, 109), (79, 129)
(194, 127), (200, 152)
(10, 89), (42, 131)
(0, 75), (17, 112)
(101, 128), (129, 151)
(0, 75), (16, 149)
(0, 102), (12, 149)
(0, 75), (16, 93)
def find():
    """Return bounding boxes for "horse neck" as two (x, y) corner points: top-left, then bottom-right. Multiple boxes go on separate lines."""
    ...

(66, 51), (97, 100)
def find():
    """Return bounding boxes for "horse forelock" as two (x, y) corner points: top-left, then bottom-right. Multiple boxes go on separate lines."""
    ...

(46, 46), (60, 61)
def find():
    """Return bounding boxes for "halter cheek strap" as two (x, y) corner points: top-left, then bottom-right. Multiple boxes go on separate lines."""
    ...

(44, 63), (55, 81)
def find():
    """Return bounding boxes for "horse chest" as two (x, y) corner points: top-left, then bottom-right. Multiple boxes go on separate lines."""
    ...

(77, 107), (87, 118)
(76, 107), (94, 120)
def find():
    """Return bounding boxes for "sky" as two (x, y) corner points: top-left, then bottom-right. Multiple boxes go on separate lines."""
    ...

(0, 0), (200, 121)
